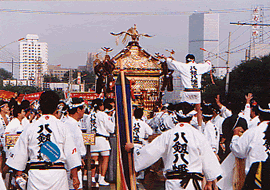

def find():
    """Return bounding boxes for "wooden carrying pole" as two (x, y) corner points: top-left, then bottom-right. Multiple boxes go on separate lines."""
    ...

(119, 60), (136, 190)
(233, 158), (246, 190)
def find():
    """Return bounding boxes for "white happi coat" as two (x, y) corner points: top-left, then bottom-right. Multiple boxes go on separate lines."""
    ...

(133, 118), (153, 147)
(64, 116), (86, 157)
(204, 120), (220, 154)
(147, 111), (164, 134)
(60, 114), (68, 123)
(248, 116), (260, 129)
(64, 116), (86, 190)
(220, 106), (232, 118)
(0, 114), (9, 146)
(0, 173), (6, 190)
(4, 118), (25, 158)
(87, 110), (97, 133)
(0, 114), (9, 134)
(238, 104), (251, 121)
(238, 103), (260, 129)
(6, 115), (81, 190)
(230, 121), (269, 174)
(80, 113), (89, 132)
(166, 58), (211, 104)
(159, 113), (178, 133)
(190, 115), (205, 132)
(5, 118), (24, 134)
(91, 111), (115, 152)
(95, 111), (115, 137)
(134, 122), (222, 190)
(22, 117), (30, 127)
(210, 115), (224, 135)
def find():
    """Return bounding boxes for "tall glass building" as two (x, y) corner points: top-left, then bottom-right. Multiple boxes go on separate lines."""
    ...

(163, 13), (219, 103)
(189, 13), (219, 66)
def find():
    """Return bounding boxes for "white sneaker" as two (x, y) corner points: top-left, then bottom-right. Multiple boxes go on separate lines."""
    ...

(98, 174), (102, 182)
(99, 178), (110, 186)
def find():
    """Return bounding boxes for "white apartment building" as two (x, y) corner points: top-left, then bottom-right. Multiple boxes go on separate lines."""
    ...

(19, 34), (48, 85)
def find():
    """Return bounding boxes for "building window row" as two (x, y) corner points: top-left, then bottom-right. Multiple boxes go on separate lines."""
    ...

(23, 44), (41, 46)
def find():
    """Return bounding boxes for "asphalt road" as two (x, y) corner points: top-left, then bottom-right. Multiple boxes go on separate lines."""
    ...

(97, 180), (165, 190)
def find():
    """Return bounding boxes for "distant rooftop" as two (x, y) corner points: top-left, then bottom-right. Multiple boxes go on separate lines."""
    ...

(26, 34), (39, 40)
(48, 65), (69, 70)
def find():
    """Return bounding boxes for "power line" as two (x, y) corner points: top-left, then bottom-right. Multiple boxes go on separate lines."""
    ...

(213, 30), (270, 57)
(206, 31), (270, 60)
(230, 22), (270, 26)
(210, 25), (245, 54)
(216, 22), (270, 58)
(230, 34), (270, 54)
(0, 51), (20, 61)
(0, 42), (21, 61)
(1, 7), (269, 16)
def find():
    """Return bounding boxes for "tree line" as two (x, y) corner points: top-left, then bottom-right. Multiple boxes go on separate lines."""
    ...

(202, 54), (270, 107)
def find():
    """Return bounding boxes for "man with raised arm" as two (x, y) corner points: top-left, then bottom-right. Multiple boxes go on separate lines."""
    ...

(230, 99), (270, 174)
(162, 54), (212, 129)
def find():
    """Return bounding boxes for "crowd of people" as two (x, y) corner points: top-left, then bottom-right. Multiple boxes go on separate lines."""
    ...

(0, 92), (118, 190)
(0, 54), (268, 190)
(125, 54), (270, 190)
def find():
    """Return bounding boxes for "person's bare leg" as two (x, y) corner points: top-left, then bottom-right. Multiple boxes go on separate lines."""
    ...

(101, 156), (109, 177)
(195, 103), (202, 129)
(98, 155), (110, 185)
(91, 156), (99, 179)
(0, 155), (2, 173)
(213, 179), (218, 190)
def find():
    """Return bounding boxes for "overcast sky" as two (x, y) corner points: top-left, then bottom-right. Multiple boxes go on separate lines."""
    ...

(0, 0), (270, 78)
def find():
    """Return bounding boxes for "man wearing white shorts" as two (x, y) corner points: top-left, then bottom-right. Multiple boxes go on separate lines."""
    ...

(64, 97), (86, 190)
(165, 54), (212, 127)
(89, 99), (115, 185)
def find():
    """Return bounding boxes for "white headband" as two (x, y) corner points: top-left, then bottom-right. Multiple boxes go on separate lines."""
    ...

(202, 114), (213, 118)
(0, 104), (7, 108)
(187, 58), (194, 62)
(57, 104), (64, 112)
(104, 108), (114, 113)
(258, 105), (270, 113)
(176, 110), (197, 118)
(68, 102), (85, 109)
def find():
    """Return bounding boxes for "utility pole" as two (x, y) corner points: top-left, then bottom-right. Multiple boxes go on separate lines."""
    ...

(230, 6), (270, 59)
(68, 68), (73, 99)
(35, 58), (42, 89)
(245, 49), (249, 61)
(11, 58), (13, 78)
(225, 32), (231, 95)
(70, 69), (73, 92)
(68, 69), (71, 92)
